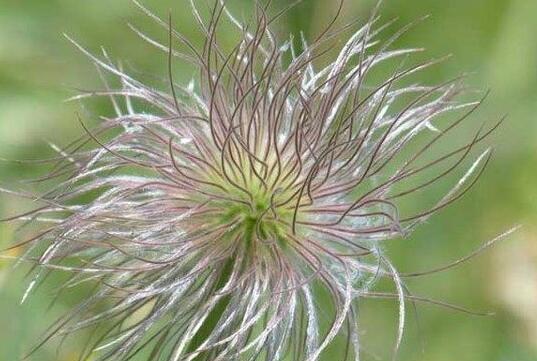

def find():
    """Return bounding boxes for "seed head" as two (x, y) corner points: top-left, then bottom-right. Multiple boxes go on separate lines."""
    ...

(2, 1), (505, 360)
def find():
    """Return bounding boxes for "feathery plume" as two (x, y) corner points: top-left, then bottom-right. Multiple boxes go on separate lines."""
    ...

(2, 1), (507, 360)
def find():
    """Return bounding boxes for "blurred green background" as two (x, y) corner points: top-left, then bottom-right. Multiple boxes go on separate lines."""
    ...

(0, 0), (535, 360)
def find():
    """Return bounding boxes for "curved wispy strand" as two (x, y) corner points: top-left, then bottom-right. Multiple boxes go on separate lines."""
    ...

(1, 1), (507, 360)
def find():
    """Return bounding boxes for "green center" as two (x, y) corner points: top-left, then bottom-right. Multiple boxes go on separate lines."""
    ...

(208, 185), (295, 249)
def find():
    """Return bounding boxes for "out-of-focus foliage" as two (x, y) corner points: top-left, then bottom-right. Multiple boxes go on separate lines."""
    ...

(0, 1), (535, 360)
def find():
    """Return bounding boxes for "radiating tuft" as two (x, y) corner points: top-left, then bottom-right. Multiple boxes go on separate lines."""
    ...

(2, 1), (504, 360)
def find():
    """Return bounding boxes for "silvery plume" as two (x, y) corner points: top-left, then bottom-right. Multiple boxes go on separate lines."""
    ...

(1, 1), (509, 360)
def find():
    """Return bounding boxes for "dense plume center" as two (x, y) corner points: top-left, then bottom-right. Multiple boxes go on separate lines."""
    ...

(203, 151), (299, 244)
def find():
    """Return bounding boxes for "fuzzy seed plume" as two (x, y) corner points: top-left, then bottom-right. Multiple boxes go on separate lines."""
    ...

(1, 1), (507, 360)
